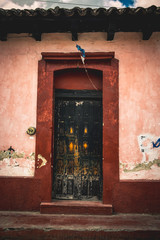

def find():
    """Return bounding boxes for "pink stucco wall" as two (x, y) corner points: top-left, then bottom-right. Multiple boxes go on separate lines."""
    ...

(0, 32), (160, 179)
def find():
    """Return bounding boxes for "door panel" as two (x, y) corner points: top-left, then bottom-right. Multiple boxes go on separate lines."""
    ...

(53, 90), (102, 200)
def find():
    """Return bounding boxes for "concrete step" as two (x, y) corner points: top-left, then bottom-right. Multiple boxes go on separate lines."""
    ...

(0, 211), (160, 240)
(40, 200), (113, 215)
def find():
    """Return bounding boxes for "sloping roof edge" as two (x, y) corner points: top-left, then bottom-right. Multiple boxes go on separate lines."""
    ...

(0, 5), (160, 17)
(0, 5), (160, 41)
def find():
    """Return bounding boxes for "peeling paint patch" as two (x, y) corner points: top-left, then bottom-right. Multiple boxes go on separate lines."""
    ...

(120, 134), (160, 179)
(120, 160), (160, 180)
(120, 133), (160, 180)
(0, 150), (25, 160)
(27, 152), (35, 160)
(138, 134), (160, 163)
(37, 154), (47, 168)
(121, 159), (160, 172)
(0, 151), (35, 177)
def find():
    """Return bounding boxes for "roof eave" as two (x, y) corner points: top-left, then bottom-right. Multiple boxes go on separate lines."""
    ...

(0, 6), (160, 41)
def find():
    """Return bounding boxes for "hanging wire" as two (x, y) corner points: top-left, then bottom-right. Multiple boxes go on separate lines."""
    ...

(73, 37), (98, 90)
(84, 66), (98, 90)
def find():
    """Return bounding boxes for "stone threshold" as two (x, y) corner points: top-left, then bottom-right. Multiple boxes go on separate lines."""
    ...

(40, 200), (113, 215)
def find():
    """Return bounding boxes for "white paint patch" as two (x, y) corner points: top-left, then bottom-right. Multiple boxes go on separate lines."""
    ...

(120, 164), (160, 180)
(0, 157), (35, 176)
(138, 134), (160, 163)
(37, 154), (47, 168)
(0, 151), (35, 177)
(76, 101), (84, 106)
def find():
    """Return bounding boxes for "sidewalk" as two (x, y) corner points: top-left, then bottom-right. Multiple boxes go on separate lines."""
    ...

(0, 211), (160, 239)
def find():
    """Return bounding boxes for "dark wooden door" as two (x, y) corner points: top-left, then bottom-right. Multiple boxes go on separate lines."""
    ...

(53, 90), (102, 200)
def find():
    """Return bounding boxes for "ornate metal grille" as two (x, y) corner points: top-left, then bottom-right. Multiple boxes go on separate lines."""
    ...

(53, 90), (102, 200)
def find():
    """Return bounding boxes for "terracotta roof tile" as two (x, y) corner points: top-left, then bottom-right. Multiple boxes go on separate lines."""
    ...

(0, 5), (159, 17)
(0, 6), (159, 41)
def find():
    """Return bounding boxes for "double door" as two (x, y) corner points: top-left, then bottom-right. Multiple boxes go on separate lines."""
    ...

(53, 90), (102, 200)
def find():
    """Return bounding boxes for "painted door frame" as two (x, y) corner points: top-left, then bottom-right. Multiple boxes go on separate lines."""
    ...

(35, 52), (119, 205)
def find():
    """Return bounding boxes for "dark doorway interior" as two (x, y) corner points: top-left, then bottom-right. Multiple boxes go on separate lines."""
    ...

(52, 90), (102, 201)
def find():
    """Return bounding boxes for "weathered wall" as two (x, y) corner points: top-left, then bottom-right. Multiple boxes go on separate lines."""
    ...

(0, 32), (160, 179)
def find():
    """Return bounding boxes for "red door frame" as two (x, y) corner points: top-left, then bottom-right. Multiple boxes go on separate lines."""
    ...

(35, 52), (119, 205)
